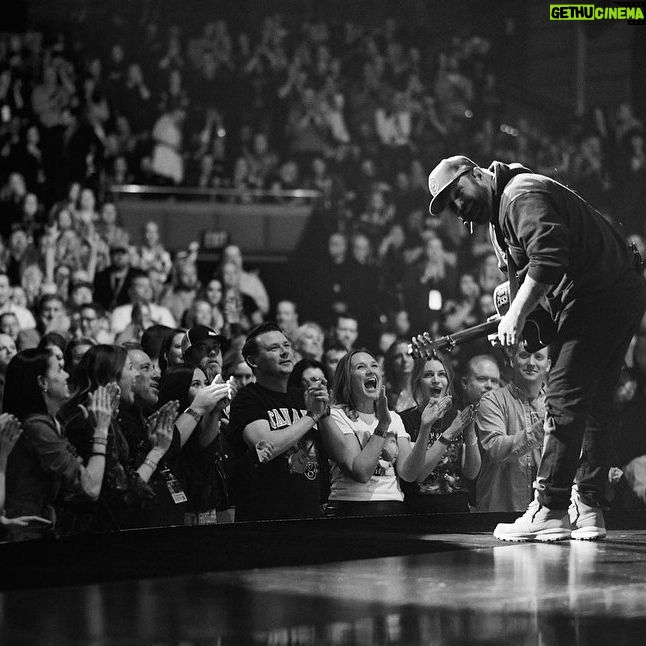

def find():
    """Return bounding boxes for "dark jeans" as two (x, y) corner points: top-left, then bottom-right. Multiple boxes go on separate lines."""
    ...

(537, 271), (646, 509)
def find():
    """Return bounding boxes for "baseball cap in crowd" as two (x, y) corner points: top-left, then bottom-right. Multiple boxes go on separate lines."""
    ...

(181, 325), (228, 356)
(428, 155), (478, 215)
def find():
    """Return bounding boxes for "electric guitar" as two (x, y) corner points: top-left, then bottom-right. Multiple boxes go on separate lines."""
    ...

(408, 281), (557, 359)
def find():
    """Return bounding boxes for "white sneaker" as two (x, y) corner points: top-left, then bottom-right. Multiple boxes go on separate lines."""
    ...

(494, 497), (571, 542)
(569, 485), (606, 541)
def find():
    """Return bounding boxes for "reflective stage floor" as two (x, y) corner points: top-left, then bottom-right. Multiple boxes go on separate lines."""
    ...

(3, 525), (646, 645)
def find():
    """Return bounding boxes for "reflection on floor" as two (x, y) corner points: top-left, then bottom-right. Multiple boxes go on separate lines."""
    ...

(3, 531), (646, 645)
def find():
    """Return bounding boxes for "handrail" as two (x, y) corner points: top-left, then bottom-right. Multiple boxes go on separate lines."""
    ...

(109, 184), (322, 200)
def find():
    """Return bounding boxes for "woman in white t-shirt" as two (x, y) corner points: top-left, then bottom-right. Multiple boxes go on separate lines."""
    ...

(320, 349), (450, 517)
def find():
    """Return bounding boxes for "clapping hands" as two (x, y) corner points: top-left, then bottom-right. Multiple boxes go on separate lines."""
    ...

(87, 385), (114, 433)
(304, 380), (329, 420)
(374, 386), (391, 429)
(191, 375), (233, 416)
(421, 395), (453, 428)
(149, 400), (179, 453)
(445, 405), (476, 441)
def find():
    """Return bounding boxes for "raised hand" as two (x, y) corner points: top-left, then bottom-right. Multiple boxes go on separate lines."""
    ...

(150, 402), (179, 453)
(374, 386), (392, 430)
(146, 400), (179, 441)
(445, 406), (476, 441)
(105, 382), (121, 414)
(191, 378), (232, 416)
(421, 395), (453, 428)
(304, 382), (329, 420)
(87, 385), (113, 434)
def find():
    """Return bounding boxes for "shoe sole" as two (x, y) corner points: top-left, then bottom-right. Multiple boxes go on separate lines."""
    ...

(570, 529), (606, 541)
(493, 529), (571, 543)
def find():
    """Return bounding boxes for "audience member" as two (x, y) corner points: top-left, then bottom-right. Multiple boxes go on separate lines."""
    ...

(292, 321), (325, 363)
(275, 299), (299, 341)
(93, 241), (138, 311)
(399, 351), (480, 513)
(333, 313), (359, 351)
(0, 272), (36, 330)
(323, 343), (347, 380)
(181, 324), (228, 383)
(320, 349), (425, 517)
(3, 349), (110, 540)
(111, 271), (176, 335)
(228, 322), (328, 521)
(475, 346), (549, 512)
(222, 245), (270, 316)
(58, 344), (175, 533)
(383, 337), (415, 412)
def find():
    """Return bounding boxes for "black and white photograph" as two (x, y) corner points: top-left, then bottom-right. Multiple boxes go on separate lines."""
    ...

(1, 1), (646, 644)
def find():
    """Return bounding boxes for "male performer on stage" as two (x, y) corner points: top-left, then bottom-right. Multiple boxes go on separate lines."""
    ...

(426, 155), (646, 541)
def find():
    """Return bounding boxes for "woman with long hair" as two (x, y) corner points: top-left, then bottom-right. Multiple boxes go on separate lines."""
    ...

(58, 344), (176, 533)
(399, 351), (479, 513)
(3, 348), (112, 540)
(159, 328), (185, 375)
(319, 349), (434, 517)
(157, 363), (234, 524)
(201, 277), (226, 332)
(383, 338), (416, 412)
(287, 358), (330, 392)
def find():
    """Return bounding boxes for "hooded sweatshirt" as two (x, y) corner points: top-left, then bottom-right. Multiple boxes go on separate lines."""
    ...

(488, 161), (634, 317)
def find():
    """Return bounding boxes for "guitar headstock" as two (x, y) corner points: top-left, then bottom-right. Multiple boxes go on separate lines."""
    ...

(407, 333), (451, 359)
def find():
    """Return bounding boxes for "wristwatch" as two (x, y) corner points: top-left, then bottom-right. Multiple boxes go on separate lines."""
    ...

(437, 434), (452, 446)
(184, 407), (202, 422)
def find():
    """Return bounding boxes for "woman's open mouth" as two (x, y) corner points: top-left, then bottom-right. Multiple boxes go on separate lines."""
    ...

(364, 376), (379, 391)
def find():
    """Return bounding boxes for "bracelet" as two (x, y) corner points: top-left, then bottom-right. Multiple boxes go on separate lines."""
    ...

(319, 405), (331, 420)
(437, 434), (452, 446)
(184, 407), (202, 422)
(90, 451), (106, 458)
(143, 458), (158, 470)
(373, 427), (388, 438)
(92, 436), (108, 446)
(306, 411), (320, 423)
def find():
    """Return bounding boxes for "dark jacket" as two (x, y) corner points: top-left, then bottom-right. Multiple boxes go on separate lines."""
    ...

(489, 161), (634, 317)
(93, 266), (138, 311)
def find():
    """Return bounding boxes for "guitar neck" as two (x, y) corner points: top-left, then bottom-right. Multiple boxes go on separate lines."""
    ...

(446, 318), (500, 347)
(410, 317), (501, 358)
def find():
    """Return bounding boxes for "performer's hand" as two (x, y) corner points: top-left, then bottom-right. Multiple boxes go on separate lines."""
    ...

(497, 310), (525, 349)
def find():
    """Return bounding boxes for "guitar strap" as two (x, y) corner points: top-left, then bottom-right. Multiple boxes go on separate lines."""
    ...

(506, 250), (520, 301)
(488, 222), (519, 299)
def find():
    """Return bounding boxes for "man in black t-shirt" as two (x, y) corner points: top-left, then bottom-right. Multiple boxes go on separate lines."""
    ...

(227, 322), (330, 521)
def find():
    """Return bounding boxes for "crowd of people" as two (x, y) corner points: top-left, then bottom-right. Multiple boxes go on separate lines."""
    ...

(1, 8), (646, 540)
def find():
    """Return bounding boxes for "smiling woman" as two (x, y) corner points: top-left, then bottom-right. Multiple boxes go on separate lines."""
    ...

(319, 349), (432, 518)
(57, 345), (175, 534)
(399, 351), (479, 514)
(3, 349), (111, 541)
